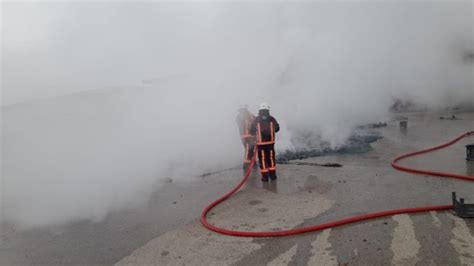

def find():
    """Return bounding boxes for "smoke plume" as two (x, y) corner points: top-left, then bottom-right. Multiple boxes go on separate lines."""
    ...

(2, 1), (473, 228)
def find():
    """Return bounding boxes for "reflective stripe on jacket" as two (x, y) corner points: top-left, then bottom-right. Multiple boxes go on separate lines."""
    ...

(236, 111), (256, 139)
(250, 114), (280, 145)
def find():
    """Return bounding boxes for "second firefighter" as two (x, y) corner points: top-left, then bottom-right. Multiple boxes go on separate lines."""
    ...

(236, 105), (256, 173)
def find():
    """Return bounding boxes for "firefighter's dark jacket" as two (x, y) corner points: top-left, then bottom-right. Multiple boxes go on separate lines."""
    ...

(250, 112), (280, 145)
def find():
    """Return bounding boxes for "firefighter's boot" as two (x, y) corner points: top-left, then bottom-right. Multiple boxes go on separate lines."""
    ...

(269, 171), (277, 181)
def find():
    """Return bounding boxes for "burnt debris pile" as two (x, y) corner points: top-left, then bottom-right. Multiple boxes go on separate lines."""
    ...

(277, 131), (383, 164)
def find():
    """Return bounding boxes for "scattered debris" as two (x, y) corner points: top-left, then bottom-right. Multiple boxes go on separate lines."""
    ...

(440, 115), (461, 120)
(357, 122), (387, 129)
(390, 98), (425, 112)
(163, 177), (173, 183)
(393, 115), (409, 121)
(282, 162), (343, 167)
(452, 192), (474, 218)
(399, 121), (408, 129)
(200, 166), (240, 177)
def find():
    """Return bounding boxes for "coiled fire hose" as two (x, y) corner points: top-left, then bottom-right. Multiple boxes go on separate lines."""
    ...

(200, 131), (474, 237)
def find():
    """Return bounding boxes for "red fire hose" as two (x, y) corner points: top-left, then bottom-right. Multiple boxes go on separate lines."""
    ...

(200, 131), (474, 237)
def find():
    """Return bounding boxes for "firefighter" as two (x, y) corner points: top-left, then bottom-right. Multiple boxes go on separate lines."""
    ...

(250, 102), (280, 182)
(236, 105), (256, 172)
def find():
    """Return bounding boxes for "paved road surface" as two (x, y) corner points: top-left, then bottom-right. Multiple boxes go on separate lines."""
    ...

(2, 111), (473, 265)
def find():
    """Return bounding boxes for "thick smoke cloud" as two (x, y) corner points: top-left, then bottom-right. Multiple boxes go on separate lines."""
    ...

(2, 1), (473, 228)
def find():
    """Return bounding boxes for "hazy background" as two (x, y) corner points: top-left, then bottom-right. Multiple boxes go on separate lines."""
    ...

(2, 1), (473, 228)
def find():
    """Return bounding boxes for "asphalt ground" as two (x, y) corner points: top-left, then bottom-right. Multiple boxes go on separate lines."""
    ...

(1, 111), (473, 265)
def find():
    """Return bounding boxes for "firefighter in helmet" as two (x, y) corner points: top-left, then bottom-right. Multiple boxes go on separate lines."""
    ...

(250, 103), (280, 182)
(236, 105), (256, 173)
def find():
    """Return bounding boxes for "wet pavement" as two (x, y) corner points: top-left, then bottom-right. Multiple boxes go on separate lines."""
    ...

(2, 111), (474, 265)
(118, 111), (474, 266)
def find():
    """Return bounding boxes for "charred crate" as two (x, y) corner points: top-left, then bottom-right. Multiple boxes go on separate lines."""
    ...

(466, 144), (474, 161)
(452, 192), (474, 218)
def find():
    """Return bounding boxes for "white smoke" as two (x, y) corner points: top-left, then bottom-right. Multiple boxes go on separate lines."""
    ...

(1, 1), (473, 228)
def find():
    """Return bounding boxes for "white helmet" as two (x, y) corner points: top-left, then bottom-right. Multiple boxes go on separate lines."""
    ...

(258, 102), (270, 111)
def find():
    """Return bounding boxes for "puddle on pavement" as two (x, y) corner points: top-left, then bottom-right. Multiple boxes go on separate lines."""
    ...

(244, 169), (335, 195)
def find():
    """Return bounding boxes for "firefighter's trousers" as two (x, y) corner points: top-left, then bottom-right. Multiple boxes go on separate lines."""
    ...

(242, 139), (255, 169)
(257, 144), (276, 179)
